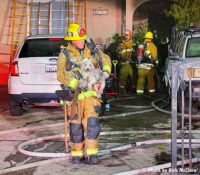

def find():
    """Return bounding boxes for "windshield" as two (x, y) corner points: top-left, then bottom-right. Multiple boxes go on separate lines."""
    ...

(186, 37), (200, 58)
(19, 38), (66, 58)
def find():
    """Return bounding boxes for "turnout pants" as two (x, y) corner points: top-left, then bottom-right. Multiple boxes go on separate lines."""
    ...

(119, 63), (133, 87)
(69, 96), (101, 157)
(136, 67), (155, 94)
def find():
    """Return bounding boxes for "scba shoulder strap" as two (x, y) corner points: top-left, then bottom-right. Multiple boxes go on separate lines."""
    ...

(60, 46), (79, 71)
(60, 45), (70, 58)
(85, 37), (103, 68)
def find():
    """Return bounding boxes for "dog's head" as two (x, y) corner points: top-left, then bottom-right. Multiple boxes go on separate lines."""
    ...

(80, 59), (95, 72)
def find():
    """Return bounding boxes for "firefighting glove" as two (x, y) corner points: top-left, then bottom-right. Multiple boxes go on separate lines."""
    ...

(145, 50), (152, 59)
(102, 71), (110, 81)
(98, 71), (109, 85)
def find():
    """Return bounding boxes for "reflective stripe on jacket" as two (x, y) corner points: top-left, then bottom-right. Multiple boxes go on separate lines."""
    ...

(137, 63), (154, 69)
(78, 90), (97, 101)
(118, 40), (134, 61)
(57, 43), (111, 88)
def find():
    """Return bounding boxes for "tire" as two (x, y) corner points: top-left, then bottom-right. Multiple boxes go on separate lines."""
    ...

(8, 98), (24, 116)
(177, 89), (197, 114)
(177, 90), (189, 114)
(164, 83), (171, 105)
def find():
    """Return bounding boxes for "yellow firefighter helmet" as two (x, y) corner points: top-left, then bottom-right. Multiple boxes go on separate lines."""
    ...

(64, 23), (87, 41)
(144, 31), (154, 40)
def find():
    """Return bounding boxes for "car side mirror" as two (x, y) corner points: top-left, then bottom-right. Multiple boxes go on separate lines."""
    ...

(169, 53), (181, 61)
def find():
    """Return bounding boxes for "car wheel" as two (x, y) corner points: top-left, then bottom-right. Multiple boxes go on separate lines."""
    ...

(8, 98), (24, 116)
(164, 83), (171, 105)
(177, 91), (189, 114)
(177, 90), (197, 114)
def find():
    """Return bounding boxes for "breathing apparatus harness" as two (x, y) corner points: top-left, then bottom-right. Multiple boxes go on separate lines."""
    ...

(61, 37), (103, 71)
(136, 42), (155, 66)
(85, 37), (103, 69)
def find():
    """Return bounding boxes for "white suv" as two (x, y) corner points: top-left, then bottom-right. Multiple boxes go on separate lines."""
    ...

(8, 34), (66, 116)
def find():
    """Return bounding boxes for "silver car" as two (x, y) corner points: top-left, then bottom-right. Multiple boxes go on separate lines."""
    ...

(165, 26), (200, 113)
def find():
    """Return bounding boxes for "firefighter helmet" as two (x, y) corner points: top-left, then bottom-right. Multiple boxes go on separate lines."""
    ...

(64, 23), (87, 41)
(144, 31), (153, 40)
(124, 30), (132, 40)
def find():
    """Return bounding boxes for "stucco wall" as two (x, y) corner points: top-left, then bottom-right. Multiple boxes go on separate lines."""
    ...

(126, 0), (153, 30)
(0, 0), (149, 85)
(86, 0), (122, 45)
(0, 0), (11, 85)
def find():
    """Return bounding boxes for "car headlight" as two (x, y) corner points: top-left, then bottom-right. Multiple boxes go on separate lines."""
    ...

(187, 68), (200, 78)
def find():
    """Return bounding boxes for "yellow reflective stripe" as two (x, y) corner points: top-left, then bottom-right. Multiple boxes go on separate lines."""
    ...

(78, 90), (97, 101)
(136, 90), (144, 94)
(71, 151), (83, 157)
(145, 50), (151, 55)
(60, 100), (64, 105)
(68, 79), (79, 89)
(84, 90), (97, 98)
(103, 65), (111, 73)
(120, 48), (133, 53)
(137, 64), (153, 69)
(149, 89), (155, 93)
(78, 93), (85, 101)
(86, 148), (98, 156)
(121, 61), (131, 65)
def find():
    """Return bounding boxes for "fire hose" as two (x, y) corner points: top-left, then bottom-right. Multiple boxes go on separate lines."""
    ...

(0, 96), (200, 174)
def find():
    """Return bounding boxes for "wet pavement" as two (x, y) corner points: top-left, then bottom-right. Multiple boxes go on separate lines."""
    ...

(0, 86), (200, 175)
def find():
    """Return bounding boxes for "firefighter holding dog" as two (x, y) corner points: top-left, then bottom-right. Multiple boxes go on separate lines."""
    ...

(117, 30), (135, 94)
(57, 23), (111, 164)
(136, 31), (158, 95)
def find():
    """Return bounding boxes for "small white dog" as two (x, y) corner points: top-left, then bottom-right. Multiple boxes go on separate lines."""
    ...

(79, 59), (105, 97)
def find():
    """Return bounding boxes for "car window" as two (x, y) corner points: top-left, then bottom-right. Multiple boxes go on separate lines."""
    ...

(186, 37), (200, 58)
(177, 37), (186, 57)
(19, 38), (67, 58)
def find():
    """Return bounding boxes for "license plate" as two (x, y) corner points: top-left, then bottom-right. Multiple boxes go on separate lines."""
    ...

(193, 87), (200, 93)
(45, 64), (57, 72)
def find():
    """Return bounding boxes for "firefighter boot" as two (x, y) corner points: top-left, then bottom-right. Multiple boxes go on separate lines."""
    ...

(71, 156), (82, 164)
(86, 155), (98, 164)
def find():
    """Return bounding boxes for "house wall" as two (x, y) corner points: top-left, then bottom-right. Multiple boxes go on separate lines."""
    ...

(86, 0), (122, 45)
(0, 0), (12, 85)
(0, 0), (151, 85)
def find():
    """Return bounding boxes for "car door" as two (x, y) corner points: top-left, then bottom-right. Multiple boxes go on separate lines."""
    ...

(166, 37), (186, 82)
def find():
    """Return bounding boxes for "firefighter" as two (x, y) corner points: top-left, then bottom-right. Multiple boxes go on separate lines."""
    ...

(118, 30), (135, 94)
(136, 31), (158, 95)
(57, 23), (111, 164)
